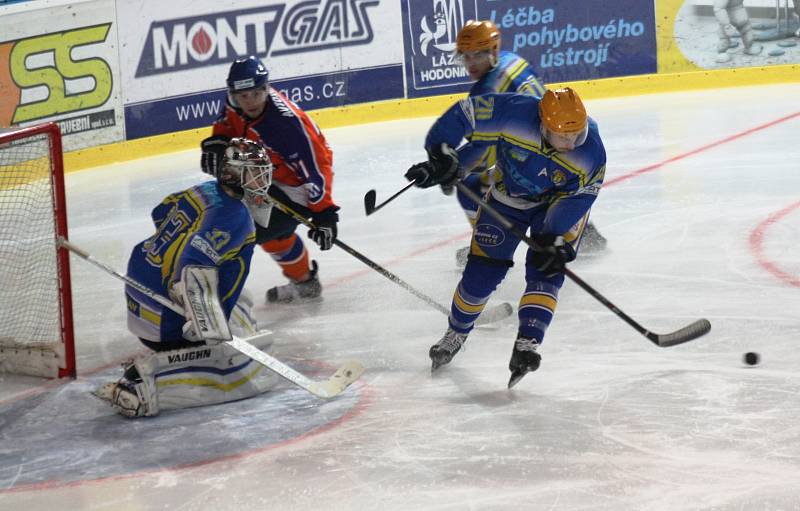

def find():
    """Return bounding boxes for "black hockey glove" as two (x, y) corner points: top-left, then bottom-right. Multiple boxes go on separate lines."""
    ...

(529, 234), (570, 277)
(308, 206), (339, 251)
(200, 135), (231, 177)
(404, 143), (459, 188)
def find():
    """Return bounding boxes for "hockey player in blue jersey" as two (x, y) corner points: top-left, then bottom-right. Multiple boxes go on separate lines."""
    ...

(405, 87), (606, 387)
(453, 20), (605, 266)
(95, 139), (280, 417)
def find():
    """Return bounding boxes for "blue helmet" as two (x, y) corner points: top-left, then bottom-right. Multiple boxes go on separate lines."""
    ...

(226, 56), (269, 92)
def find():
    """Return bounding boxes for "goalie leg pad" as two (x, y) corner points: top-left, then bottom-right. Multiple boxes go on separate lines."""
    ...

(228, 291), (260, 338)
(93, 358), (158, 418)
(139, 342), (278, 413)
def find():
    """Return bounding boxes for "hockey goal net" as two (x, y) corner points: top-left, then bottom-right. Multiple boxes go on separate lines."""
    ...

(0, 123), (75, 378)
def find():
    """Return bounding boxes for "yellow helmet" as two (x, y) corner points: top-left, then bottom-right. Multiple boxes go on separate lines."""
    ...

(539, 88), (587, 134)
(456, 20), (500, 53)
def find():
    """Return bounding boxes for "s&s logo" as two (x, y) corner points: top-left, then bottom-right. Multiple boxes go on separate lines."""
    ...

(0, 24), (113, 126)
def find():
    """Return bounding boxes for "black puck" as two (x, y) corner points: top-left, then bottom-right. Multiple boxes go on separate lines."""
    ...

(743, 352), (760, 366)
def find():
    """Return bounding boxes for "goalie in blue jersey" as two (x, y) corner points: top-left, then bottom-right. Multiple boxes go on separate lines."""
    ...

(95, 139), (280, 417)
(405, 87), (607, 386)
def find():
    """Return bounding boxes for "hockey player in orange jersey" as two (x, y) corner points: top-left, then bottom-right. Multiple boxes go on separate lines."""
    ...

(200, 56), (339, 304)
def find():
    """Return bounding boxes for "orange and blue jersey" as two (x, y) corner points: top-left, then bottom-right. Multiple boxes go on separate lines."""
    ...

(126, 180), (256, 343)
(212, 88), (336, 214)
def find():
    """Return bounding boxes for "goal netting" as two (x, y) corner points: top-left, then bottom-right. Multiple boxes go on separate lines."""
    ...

(0, 123), (76, 378)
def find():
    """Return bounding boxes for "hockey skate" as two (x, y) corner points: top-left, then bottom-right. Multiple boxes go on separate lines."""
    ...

(429, 328), (468, 372)
(507, 336), (541, 389)
(93, 381), (146, 418)
(455, 246), (470, 268)
(580, 222), (607, 253)
(266, 260), (322, 303)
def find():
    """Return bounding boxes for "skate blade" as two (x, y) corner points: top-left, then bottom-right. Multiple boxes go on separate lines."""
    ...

(507, 370), (527, 389)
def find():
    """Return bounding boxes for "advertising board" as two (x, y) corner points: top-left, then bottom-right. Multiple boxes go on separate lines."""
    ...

(0, 0), (124, 150)
(118, 0), (405, 139)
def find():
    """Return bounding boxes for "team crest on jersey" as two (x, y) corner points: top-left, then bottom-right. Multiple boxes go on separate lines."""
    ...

(475, 223), (505, 247)
(552, 170), (566, 186)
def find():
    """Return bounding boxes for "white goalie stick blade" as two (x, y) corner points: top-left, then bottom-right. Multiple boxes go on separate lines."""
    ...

(227, 336), (364, 399)
(475, 302), (514, 326)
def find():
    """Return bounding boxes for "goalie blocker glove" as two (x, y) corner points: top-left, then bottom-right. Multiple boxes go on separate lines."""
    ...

(405, 143), (460, 188)
(200, 135), (232, 177)
(308, 206), (339, 251)
(529, 233), (570, 277)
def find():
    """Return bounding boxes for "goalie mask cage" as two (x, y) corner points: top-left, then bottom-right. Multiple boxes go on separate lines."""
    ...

(0, 123), (75, 378)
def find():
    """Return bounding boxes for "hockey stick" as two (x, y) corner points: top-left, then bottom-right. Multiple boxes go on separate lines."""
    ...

(57, 237), (364, 398)
(363, 181), (415, 216)
(454, 183), (711, 347)
(266, 195), (513, 326)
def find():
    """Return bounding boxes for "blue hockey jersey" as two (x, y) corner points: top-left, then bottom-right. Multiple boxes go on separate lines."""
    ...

(126, 181), (256, 343)
(469, 51), (546, 97)
(426, 93), (606, 235)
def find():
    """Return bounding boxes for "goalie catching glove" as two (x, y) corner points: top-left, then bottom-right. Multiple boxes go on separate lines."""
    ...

(200, 135), (232, 177)
(405, 143), (460, 189)
(308, 206), (339, 251)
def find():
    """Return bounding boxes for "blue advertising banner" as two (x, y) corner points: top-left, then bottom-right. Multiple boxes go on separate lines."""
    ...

(401, 0), (480, 97)
(402, 0), (657, 98)
(124, 64), (403, 140)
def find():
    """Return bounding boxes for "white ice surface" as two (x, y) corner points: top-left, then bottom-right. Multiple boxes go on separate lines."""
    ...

(2, 83), (800, 510)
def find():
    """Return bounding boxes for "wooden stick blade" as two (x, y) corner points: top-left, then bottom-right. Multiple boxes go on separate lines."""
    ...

(307, 360), (365, 398)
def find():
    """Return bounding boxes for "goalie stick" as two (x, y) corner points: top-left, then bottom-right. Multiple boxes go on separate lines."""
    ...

(267, 194), (513, 327)
(455, 183), (711, 347)
(363, 181), (415, 216)
(58, 237), (364, 399)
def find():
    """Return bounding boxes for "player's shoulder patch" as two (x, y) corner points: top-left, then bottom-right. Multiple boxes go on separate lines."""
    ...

(458, 97), (476, 129)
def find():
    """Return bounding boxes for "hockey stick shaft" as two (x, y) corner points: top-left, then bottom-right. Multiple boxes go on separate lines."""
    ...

(364, 181), (415, 216)
(57, 237), (363, 398)
(454, 183), (710, 347)
(267, 196), (512, 326)
(59, 237), (185, 315)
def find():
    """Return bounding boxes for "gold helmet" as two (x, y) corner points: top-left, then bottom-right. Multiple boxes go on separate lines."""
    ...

(539, 88), (589, 151)
(539, 88), (587, 134)
(456, 20), (500, 54)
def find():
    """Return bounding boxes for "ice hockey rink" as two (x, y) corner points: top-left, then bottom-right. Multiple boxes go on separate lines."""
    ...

(1, 82), (800, 510)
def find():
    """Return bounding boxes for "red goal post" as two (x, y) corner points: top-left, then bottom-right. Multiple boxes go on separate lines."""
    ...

(0, 123), (76, 378)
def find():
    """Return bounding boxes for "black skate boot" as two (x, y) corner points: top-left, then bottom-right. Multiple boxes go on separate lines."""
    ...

(507, 336), (541, 388)
(429, 328), (468, 372)
(266, 260), (322, 303)
(580, 222), (607, 253)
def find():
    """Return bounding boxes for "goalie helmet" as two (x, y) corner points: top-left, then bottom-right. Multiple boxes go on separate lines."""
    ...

(219, 138), (273, 199)
(539, 88), (589, 152)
